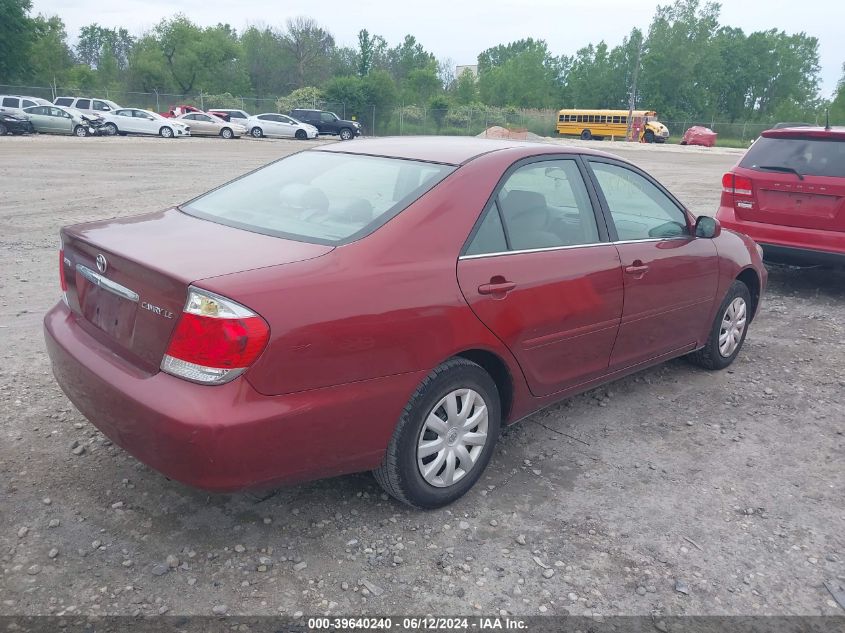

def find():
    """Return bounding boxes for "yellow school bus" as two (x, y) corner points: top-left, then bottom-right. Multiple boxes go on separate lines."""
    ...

(556, 109), (670, 143)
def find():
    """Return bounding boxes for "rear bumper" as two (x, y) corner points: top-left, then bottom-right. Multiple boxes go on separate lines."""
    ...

(717, 206), (845, 266)
(44, 302), (423, 491)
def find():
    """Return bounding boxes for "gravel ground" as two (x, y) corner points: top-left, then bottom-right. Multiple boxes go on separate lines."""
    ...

(0, 134), (843, 619)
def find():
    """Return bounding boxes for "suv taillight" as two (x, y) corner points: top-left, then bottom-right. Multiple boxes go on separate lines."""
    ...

(161, 288), (270, 385)
(722, 173), (753, 197)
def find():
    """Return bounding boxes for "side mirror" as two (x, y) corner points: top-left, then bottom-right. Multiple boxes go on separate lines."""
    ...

(695, 215), (721, 239)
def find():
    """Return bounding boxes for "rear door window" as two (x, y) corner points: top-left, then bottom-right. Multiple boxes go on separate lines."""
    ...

(76, 99), (91, 109)
(740, 137), (845, 178)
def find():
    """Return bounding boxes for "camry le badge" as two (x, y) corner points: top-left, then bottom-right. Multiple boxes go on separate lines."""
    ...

(96, 254), (108, 274)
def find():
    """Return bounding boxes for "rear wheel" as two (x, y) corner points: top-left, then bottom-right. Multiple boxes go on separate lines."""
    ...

(73, 125), (88, 137)
(220, 127), (234, 139)
(250, 127), (263, 138)
(687, 280), (751, 370)
(580, 129), (592, 140)
(159, 126), (174, 138)
(374, 358), (501, 509)
(295, 129), (307, 140)
(0, 123), (7, 136)
(339, 127), (353, 141)
(104, 122), (118, 136)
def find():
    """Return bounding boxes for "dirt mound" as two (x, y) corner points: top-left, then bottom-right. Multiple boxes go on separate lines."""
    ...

(477, 126), (546, 142)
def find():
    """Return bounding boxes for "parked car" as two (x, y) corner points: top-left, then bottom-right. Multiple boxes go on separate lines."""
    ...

(44, 137), (766, 508)
(717, 126), (845, 267)
(161, 104), (203, 118)
(174, 112), (245, 138)
(246, 113), (318, 139)
(53, 96), (121, 115)
(680, 126), (718, 147)
(0, 112), (34, 135)
(22, 105), (98, 136)
(290, 108), (361, 140)
(103, 108), (190, 138)
(209, 108), (250, 124)
(0, 94), (52, 116)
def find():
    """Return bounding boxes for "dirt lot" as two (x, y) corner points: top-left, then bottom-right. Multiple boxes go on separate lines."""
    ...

(1, 134), (843, 619)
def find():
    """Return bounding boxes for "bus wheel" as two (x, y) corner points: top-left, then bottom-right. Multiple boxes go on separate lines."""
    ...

(644, 130), (656, 143)
(580, 129), (592, 140)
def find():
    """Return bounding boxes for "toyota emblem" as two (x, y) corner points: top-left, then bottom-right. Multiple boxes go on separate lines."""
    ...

(96, 254), (108, 274)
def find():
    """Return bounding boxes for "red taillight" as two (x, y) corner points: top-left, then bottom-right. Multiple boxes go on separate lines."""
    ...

(722, 172), (753, 197)
(59, 249), (67, 292)
(161, 288), (269, 385)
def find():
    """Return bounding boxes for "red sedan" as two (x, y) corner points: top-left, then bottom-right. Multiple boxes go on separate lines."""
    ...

(717, 126), (845, 266)
(44, 138), (767, 508)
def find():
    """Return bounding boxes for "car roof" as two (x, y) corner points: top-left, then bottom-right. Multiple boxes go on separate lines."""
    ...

(314, 136), (615, 165)
(761, 126), (845, 140)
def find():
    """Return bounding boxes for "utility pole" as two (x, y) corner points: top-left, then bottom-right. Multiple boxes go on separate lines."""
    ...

(626, 42), (643, 142)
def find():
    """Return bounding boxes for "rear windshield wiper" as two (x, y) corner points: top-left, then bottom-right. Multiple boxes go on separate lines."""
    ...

(756, 165), (804, 180)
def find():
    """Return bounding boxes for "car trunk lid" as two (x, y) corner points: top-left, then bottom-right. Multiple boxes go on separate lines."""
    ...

(61, 208), (332, 372)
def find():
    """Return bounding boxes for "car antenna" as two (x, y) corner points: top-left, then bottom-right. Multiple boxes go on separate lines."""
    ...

(825, 108), (831, 131)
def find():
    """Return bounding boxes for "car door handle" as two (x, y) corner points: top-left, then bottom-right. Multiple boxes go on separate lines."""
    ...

(624, 262), (649, 275)
(478, 280), (516, 295)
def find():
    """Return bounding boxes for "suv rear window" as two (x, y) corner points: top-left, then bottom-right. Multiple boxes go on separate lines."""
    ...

(740, 136), (845, 178)
(182, 151), (454, 245)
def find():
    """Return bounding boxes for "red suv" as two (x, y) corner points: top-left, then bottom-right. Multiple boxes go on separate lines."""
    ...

(717, 126), (845, 266)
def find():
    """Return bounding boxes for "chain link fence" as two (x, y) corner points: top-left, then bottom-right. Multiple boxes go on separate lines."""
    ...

(2, 83), (786, 144)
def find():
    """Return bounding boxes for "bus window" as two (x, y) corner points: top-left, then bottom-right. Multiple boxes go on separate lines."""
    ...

(559, 114), (565, 122)
(613, 116), (620, 123)
(600, 116), (606, 123)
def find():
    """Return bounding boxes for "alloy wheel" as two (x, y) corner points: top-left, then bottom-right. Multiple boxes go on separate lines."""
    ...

(719, 297), (747, 357)
(416, 388), (489, 488)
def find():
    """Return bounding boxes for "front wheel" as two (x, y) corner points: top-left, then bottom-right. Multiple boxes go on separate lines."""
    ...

(104, 122), (118, 136)
(250, 127), (263, 138)
(687, 280), (751, 370)
(220, 127), (233, 139)
(159, 126), (174, 138)
(374, 358), (501, 509)
(73, 125), (88, 137)
(295, 129), (307, 140)
(339, 127), (353, 141)
(644, 130), (656, 143)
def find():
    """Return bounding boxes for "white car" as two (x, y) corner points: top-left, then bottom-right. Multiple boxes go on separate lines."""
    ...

(246, 113), (319, 139)
(0, 94), (52, 116)
(102, 108), (190, 138)
(54, 96), (122, 116)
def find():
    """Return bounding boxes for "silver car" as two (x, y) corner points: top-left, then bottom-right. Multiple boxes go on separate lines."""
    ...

(246, 113), (319, 139)
(22, 105), (96, 136)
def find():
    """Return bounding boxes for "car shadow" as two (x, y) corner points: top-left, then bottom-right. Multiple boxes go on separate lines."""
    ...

(765, 263), (845, 302)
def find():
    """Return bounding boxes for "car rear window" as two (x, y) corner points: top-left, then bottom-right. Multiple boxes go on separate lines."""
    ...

(182, 151), (454, 245)
(740, 136), (845, 178)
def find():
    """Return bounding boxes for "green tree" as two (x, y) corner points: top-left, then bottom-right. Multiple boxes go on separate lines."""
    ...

(403, 68), (441, 104)
(478, 39), (559, 107)
(362, 70), (398, 132)
(283, 16), (334, 88)
(241, 26), (288, 97)
(0, 0), (36, 82)
(357, 29), (387, 77)
(324, 75), (367, 115)
(429, 95), (450, 130)
(28, 15), (75, 85)
(76, 24), (134, 70)
(831, 65), (845, 124)
(453, 68), (478, 105)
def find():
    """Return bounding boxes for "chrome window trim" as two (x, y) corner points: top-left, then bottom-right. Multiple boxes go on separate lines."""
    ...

(76, 264), (139, 302)
(458, 236), (691, 260)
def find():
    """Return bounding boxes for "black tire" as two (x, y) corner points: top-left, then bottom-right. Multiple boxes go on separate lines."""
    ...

(339, 127), (353, 141)
(687, 280), (752, 370)
(0, 123), (7, 136)
(644, 130), (656, 143)
(250, 127), (263, 138)
(159, 126), (173, 138)
(580, 129), (592, 140)
(104, 122), (118, 136)
(374, 358), (501, 509)
(73, 125), (88, 137)
(220, 127), (233, 139)
(295, 128), (307, 140)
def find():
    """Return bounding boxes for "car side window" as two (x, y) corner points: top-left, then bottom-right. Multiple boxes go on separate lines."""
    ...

(465, 202), (508, 256)
(2, 97), (18, 107)
(22, 99), (36, 108)
(320, 112), (335, 122)
(76, 99), (91, 109)
(93, 100), (108, 110)
(590, 161), (689, 240)
(465, 159), (600, 255)
(197, 115), (212, 122)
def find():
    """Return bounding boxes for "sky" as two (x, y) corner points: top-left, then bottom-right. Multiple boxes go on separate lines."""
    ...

(32, 0), (845, 98)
